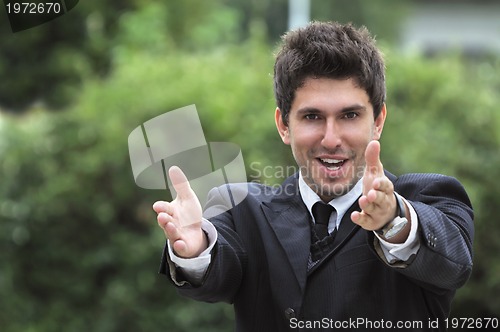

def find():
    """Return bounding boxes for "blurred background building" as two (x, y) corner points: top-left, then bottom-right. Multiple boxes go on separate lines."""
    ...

(401, 1), (500, 56)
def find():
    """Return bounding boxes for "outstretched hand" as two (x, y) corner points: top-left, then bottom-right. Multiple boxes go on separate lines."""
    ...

(351, 140), (397, 231)
(152, 166), (207, 258)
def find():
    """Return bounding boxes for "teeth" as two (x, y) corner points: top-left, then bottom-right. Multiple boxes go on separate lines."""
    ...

(320, 158), (343, 164)
(319, 158), (344, 170)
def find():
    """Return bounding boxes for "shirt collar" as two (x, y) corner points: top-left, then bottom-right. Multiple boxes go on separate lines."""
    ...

(298, 172), (363, 228)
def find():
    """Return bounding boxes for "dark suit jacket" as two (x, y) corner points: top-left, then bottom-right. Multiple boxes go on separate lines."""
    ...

(160, 172), (474, 331)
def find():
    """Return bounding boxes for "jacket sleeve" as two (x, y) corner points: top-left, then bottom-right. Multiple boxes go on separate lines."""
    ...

(159, 184), (248, 304)
(391, 173), (474, 291)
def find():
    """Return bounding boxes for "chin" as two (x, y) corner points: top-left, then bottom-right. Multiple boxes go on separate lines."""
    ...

(319, 180), (356, 198)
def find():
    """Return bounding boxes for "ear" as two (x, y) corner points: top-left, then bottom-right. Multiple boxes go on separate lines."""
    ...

(275, 107), (290, 145)
(372, 103), (387, 140)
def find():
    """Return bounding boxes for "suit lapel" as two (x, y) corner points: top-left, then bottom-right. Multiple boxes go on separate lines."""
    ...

(261, 175), (311, 294)
(334, 200), (362, 247)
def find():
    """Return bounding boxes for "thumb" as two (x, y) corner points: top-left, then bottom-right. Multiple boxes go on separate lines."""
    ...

(364, 140), (383, 176)
(168, 166), (194, 200)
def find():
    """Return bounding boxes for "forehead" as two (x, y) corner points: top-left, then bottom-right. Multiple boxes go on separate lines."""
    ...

(291, 77), (372, 113)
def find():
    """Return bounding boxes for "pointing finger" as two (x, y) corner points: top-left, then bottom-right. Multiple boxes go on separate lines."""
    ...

(168, 166), (194, 200)
(364, 140), (383, 176)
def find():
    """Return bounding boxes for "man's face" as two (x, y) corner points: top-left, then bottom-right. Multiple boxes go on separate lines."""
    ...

(275, 77), (386, 201)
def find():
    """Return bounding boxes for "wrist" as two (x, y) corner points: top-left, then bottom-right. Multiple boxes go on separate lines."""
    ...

(189, 229), (209, 258)
(375, 193), (409, 242)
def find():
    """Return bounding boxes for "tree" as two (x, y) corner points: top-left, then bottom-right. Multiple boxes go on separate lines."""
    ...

(0, 0), (239, 113)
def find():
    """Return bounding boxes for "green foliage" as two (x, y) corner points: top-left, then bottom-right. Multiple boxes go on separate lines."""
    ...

(0, 11), (274, 330)
(0, 0), (134, 111)
(0, 0), (239, 112)
(383, 51), (500, 319)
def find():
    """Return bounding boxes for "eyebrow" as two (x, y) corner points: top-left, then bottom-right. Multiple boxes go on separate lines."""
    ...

(339, 105), (367, 114)
(295, 104), (367, 116)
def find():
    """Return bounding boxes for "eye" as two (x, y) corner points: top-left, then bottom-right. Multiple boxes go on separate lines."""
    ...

(304, 114), (320, 120)
(342, 112), (358, 119)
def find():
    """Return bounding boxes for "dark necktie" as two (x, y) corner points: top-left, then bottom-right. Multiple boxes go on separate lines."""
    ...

(312, 202), (336, 240)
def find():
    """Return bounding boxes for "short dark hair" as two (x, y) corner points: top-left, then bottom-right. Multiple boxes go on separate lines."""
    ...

(273, 21), (386, 125)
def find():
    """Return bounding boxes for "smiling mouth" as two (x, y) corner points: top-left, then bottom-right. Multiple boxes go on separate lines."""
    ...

(318, 158), (346, 170)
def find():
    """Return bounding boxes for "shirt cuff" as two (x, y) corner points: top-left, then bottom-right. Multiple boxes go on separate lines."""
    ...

(374, 194), (420, 264)
(167, 218), (218, 283)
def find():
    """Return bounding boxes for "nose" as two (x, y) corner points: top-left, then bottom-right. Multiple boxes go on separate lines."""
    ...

(321, 118), (342, 149)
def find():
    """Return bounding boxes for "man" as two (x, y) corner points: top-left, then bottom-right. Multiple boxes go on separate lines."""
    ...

(153, 22), (474, 331)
